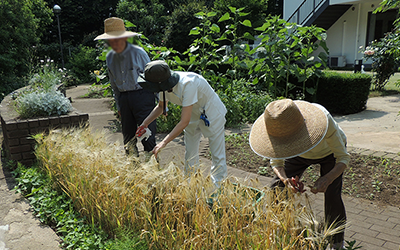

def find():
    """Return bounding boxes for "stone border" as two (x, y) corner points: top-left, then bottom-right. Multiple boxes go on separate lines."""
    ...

(0, 85), (88, 166)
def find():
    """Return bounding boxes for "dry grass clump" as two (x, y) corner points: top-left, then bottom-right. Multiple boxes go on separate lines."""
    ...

(34, 127), (341, 249)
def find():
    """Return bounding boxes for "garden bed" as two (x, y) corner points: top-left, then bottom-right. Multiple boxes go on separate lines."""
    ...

(220, 133), (400, 207)
(0, 86), (89, 166)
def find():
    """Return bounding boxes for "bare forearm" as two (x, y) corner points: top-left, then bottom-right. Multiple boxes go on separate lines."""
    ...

(161, 120), (189, 145)
(273, 166), (288, 182)
(142, 104), (163, 127)
(325, 162), (347, 183)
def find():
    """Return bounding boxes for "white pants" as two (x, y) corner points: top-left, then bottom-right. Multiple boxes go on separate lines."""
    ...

(184, 123), (227, 188)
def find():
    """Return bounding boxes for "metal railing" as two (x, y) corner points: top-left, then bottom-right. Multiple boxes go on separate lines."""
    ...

(288, 0), (326, 25)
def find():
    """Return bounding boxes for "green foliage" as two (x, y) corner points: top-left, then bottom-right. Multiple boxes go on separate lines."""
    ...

(156, 103), (182, 132)
(15, 90), (72, 119)
(13, 163), (113, 250)
(0, 0), (52, 98)
(44, 0), (119, 46)
(213, 0), (270, 36)
(68, 45), (101, 85)
(13, 60), (73, 119)
(116, 0), (167, 45)
(217, 80), (273, 127)
(163, 2), (206, 53)
(316, 71), (372, 114)
(362, 30), (400, 91)
(250, 16), (328, 99)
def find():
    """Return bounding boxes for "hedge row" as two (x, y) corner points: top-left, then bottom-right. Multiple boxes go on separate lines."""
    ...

(315, 72), (372, 115)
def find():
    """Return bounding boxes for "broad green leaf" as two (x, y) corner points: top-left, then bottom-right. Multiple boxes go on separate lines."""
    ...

(239, 12), (250, 17)
(195, 12), (205, 19)
(228, 6), (236, 13)
(243, 32), (255, 40)
(210, 24), (220, 33)
(241, 20), (252, 27)
(124, 20), (136, 28)
(252, 78), (259, 85)
(237, 61), (247, 68)
(173, 56), (182, 63)
(218, 13), (230, 22)
(207, 12), (217, 17)
(255, 23), (269, 31)
(254, 63), (262, 72)
(189, 27), (200, 35)
(306, 87), (316, 95)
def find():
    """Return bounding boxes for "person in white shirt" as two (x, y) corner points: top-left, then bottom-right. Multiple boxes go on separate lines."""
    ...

(136, 60), (227, 187)
(249, 99), (350, 250)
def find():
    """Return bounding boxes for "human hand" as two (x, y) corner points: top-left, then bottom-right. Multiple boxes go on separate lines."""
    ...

(136, 125), (147, 137)
(283, 176), (304, 193)
(118, 111), (121, 117)
(152, 141), (167, 158)
(310, 175), (332, 194)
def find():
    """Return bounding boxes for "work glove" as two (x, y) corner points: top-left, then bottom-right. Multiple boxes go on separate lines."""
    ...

(136, 125), (146, 137)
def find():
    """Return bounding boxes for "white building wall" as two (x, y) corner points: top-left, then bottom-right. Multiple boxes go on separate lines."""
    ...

(312, 1), (380, 65)
(283, 1), (304, 20)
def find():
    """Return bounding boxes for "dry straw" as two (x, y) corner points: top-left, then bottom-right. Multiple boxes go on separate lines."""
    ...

(34, 127), (342, 249)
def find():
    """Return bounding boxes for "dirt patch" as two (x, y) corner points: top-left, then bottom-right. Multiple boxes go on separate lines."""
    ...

(222, 133), (400, 207)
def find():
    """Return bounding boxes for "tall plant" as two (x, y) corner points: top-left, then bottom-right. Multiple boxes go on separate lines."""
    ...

(250, 17), (328, 99)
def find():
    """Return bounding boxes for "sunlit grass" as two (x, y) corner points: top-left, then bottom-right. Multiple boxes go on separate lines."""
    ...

(34, 127), (342, 249)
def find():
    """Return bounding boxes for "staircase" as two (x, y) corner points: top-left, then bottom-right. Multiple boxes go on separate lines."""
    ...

(288, 0), (352, 30)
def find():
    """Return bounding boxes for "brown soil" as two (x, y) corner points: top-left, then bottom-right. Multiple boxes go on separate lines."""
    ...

(223, 133), (400, 208)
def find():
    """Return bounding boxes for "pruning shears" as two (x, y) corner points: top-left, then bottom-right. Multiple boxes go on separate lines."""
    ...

(291, 176), (305, 193)
(135, 126), (152, 142)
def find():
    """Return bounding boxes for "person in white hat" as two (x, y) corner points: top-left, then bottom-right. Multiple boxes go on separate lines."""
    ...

(249, 99), (350, 250)
(94, 17), (156, 157)
(136, 60), (227, 188)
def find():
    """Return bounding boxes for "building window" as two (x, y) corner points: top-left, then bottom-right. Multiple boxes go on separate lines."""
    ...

(366, 9), (398, 46)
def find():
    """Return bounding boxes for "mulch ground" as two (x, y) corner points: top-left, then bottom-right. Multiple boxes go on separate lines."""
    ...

(221, 133), (400, 207)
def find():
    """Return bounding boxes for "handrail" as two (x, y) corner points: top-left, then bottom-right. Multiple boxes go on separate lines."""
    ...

(287, 0), (327, 25)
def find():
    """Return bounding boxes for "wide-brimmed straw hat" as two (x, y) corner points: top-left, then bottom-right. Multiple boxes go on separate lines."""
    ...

(138, 60), (180, 93)
(94, 17), (139, 40)
(249, 99), (328, 160)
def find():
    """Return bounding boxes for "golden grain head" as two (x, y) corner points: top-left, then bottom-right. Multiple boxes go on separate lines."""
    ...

(35, 127), (341, 249)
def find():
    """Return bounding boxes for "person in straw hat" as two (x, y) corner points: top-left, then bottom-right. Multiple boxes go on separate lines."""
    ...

(136, 60), (227, 188)
(94, 17), (156, 157)
(249, 99), (350, 250)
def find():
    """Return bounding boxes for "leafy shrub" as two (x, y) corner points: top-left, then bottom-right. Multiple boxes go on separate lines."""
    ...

(362, 30), (400, 90)
(15, 90), (72, 119)
(156, 103), (182, 133)
(315, 71), (372, 114)
(68, 45), (100, 84)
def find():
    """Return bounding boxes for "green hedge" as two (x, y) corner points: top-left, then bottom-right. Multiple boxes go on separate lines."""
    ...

(315, 72), (372, 115)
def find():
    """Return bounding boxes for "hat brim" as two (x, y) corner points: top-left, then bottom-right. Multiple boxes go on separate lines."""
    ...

(249, 100), (328, 160)
(137, 71), (180, 92)
(94, 31), (139, 41)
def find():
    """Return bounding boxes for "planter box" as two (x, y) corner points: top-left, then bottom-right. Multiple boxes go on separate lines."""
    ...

(0, 86), (88, 167)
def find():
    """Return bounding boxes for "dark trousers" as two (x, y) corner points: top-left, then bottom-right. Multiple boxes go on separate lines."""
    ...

(119, 89), (156, 154)
(271, 154), (346, 244)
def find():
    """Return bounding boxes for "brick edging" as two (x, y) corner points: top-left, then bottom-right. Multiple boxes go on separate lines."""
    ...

(0, 85), (89, 166)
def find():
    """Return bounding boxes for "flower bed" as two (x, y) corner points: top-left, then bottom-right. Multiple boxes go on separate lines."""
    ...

(0, 85), (88, 166)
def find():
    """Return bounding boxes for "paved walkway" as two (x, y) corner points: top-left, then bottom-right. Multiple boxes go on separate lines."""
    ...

(1, 84), (399, 249)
